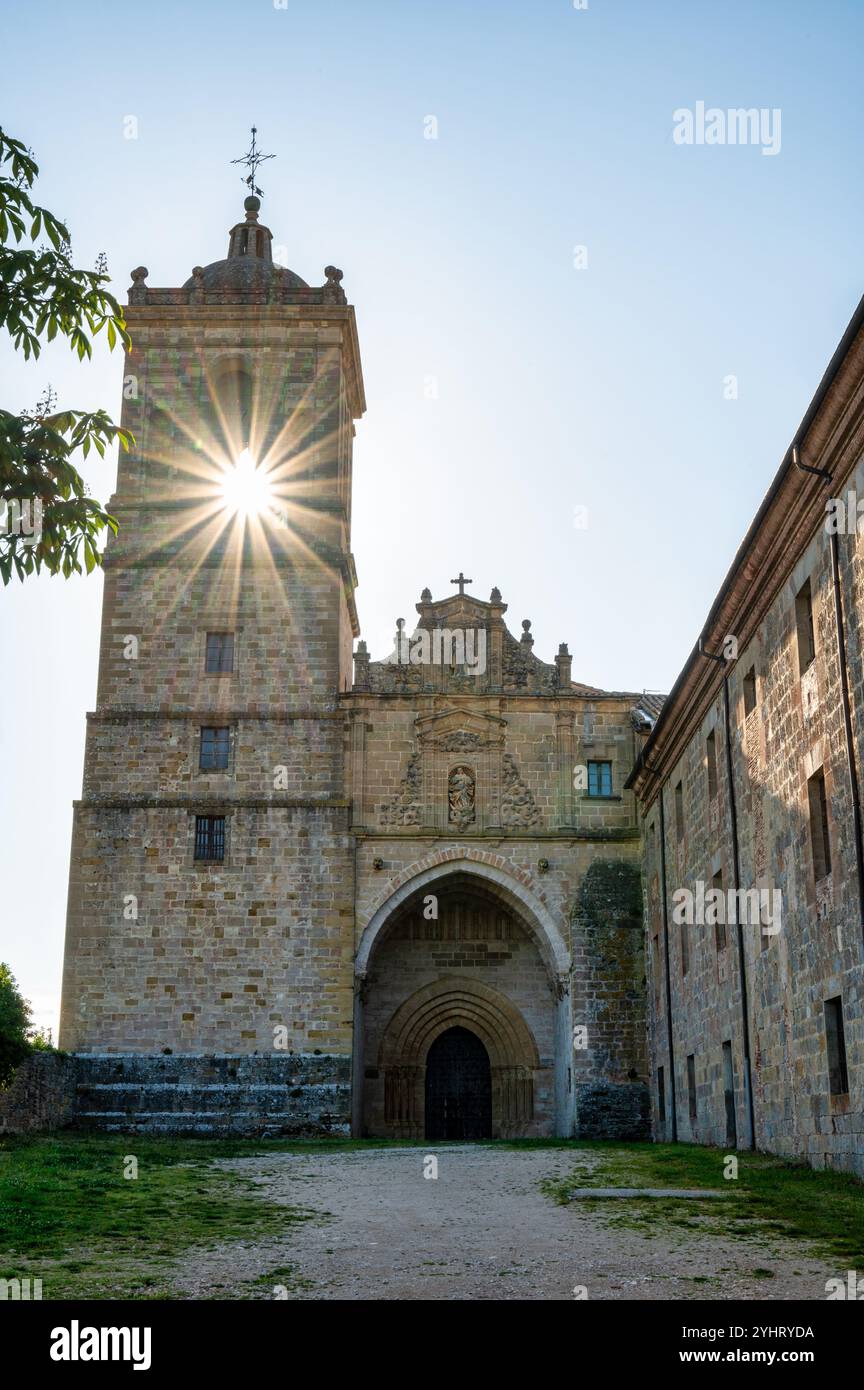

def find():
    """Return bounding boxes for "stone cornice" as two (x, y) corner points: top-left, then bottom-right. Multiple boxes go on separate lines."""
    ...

(352, 827), (640, 842)
(73, 797), (351, 811)
(86, 709), (344, 723)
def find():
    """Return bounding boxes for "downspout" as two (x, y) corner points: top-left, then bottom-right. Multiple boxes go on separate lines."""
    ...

(698, 639), (756, 1150)
(794, 448), (864, 943)
(656, 781), (678, 1140)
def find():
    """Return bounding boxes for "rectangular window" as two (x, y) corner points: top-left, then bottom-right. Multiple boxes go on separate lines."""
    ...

(200, 726), (230, 771)
(807, 767), (831, 881)
(587, 760), (613, 797)
(687, 1054), (697, 1121)
(657, 1066), (666, 1124)
(722, 1040), (737, 1146)
(194, 815), (225, 862)
(674, 781), (684, 841)
(824, 997), (849, 1096)
(205, 631), (234, 674)
(706, 730), (718, 801)
(681, 920), (690, 977)
(713, 869), (726, 951)
(796, 579), (816, 674)
(743, 667), (757, 717)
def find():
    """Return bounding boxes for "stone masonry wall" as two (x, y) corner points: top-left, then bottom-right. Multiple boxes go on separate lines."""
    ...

(642, 448), (864, 1175)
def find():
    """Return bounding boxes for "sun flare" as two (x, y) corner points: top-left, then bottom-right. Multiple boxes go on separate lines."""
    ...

(220, 448), (273, 516)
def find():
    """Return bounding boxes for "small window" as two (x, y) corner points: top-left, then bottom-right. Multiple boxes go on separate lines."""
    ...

(657, 1066), (666, 1124)
(824, 996), (849, 1096)
(674, 781), (684, 841)
(807, 767), (831, 882)
(681, 920), (690, 976)
(722, 1040), (737, 1146)
(205, 632), (234, 674)
(743, 667), (757, 717)
(587, 760), (613, 797)
(712, 869), (726, 951)
(200, 726), (230, 771)
(706, 731), (718, 801)
(687, 1054), (697, 1121)
(194, 815), (225, 862)
(796, 579), (816, 674)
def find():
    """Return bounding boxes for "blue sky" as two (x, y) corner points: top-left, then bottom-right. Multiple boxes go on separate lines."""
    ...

(2, 0), (863, 1032)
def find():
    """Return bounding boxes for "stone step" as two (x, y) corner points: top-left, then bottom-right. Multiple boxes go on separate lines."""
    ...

(73, 1109), (351, 1137)
(73, 1053), (348, 1087)
(76, 1082), (349, 1112)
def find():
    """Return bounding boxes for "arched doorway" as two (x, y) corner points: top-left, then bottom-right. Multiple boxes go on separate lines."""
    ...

(425, 1026), (492, 1140)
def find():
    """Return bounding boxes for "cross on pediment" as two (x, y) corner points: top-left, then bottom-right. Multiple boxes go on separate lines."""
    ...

(450, 571), (472, 596)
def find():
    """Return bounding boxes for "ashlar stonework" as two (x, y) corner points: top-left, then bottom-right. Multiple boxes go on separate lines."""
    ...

(58, 194), (650, 1140)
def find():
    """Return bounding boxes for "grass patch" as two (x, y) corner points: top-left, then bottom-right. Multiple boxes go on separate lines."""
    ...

(0, 1133), (324, 1299)
(540, 1140), (864, 1265)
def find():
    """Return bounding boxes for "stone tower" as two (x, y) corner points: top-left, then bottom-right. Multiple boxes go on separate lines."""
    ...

(59, 194), (366, 1121)
(60, 188), (651, 1139)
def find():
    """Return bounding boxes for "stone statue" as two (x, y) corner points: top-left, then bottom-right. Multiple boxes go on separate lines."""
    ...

(448, 765), (476, 829)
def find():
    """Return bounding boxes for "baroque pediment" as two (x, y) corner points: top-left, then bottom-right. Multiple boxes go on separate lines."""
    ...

(415, 706), (507, 750)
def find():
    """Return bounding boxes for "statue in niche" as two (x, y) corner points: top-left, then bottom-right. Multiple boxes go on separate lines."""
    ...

(448, 765), (476, 829)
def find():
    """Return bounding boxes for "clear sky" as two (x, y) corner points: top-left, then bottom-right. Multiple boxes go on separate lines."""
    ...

(2, 0), (863, 1035)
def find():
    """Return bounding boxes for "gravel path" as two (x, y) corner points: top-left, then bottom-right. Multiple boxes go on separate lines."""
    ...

(171, 1145), (839, 1301)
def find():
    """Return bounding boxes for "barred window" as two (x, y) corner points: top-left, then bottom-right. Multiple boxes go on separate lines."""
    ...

(205, 632), (234, 674)
(587, 760), (613, 797)
(200, 726), (230, 771)
(194, 815), (225, 862)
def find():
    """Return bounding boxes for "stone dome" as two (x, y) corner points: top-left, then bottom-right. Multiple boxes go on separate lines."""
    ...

(182, 258), (308, 291)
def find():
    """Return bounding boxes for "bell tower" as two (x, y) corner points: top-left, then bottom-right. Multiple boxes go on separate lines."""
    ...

(59, 171), (365, 1098)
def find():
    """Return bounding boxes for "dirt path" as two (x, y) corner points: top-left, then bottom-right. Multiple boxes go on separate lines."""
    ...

(171, 1145), (839, 1301)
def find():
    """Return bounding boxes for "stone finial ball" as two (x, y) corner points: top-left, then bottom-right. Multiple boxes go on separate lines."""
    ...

(130, 266), (148, 283)
(244, 195), (261, 213)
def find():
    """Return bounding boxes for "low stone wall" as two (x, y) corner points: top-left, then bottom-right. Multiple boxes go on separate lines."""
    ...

(576, 1082), (651, 1141)
(0, 1053), (78, 1135)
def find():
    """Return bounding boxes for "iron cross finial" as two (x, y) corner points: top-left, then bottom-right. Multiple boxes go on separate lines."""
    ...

(451, 571), (473, 596)
(230, 125), (276, 199)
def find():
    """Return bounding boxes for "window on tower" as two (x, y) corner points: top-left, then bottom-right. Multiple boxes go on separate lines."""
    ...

(205, 632), (234, 674)
(194, 815), (226, 862)
(199, 726), (230, 771)
(215, 364), (253, 455)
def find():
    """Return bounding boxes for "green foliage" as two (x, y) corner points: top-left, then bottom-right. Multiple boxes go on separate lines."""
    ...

(0, 962), (34, 1085)
(0, 963), (56, 1084)
(0, 127), (133, 584)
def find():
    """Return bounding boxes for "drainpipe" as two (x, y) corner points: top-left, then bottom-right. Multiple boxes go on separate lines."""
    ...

(655, 782), (678, 1140)
(794, 448), (864, 943)
(698, 639), (756, 1150)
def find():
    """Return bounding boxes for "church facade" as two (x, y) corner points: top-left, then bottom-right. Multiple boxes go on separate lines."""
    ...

(58, 194), (652, 1140)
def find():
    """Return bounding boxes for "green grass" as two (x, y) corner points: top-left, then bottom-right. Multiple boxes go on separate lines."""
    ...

(0, 1133), (326, 1299)
(4, 1133), (862, 1298)
(540, 1140), (864, 1265)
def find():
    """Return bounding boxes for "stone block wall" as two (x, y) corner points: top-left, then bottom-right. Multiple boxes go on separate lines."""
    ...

(0, 1054), (77, 1135)
(639, 445), (864, 1176)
